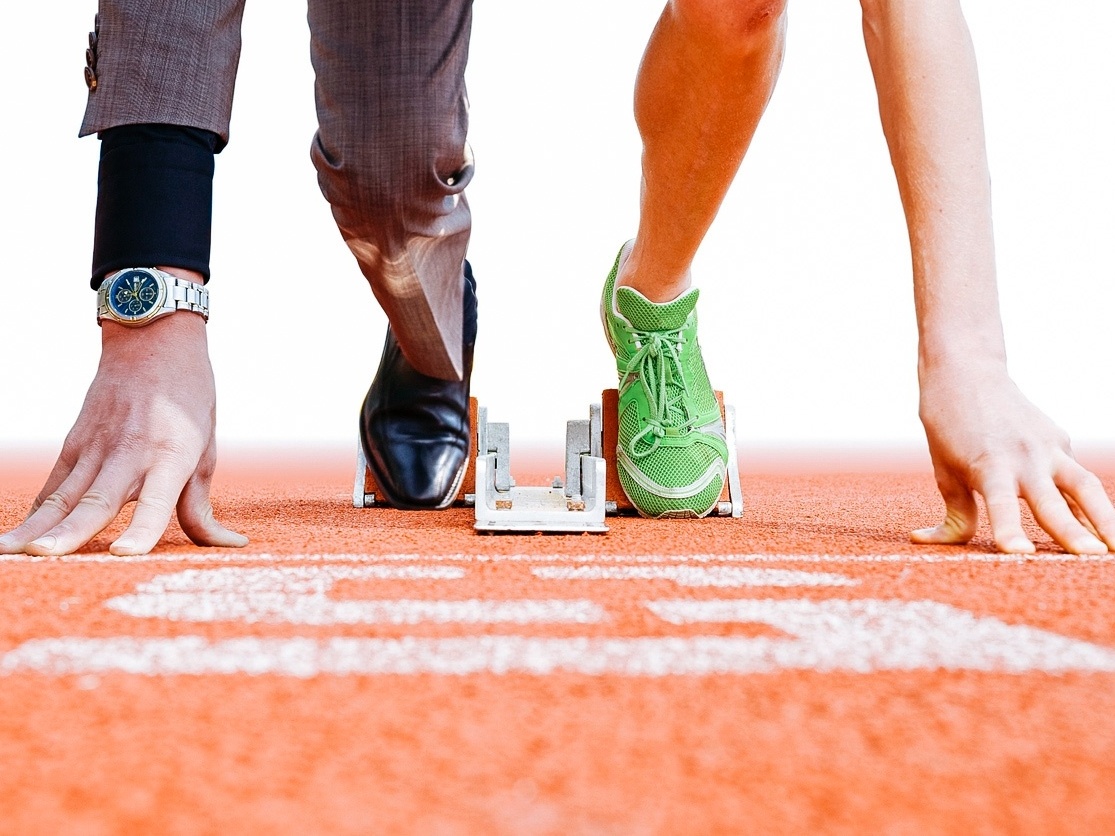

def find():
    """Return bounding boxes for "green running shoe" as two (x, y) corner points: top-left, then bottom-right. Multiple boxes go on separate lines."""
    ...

(600, 242), (729, 518)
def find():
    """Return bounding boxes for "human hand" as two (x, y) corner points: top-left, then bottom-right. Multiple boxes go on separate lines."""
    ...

(0, 313), (248, 556)
(913, 359), (1115, 554)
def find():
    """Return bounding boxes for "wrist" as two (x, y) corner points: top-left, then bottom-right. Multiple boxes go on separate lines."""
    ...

(918, 332), (1007, 384)
(916, 345), (1018, 430)
(100, 309), (209, 354)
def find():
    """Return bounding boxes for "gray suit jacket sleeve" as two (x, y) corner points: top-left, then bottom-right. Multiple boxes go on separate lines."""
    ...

(80, 0), (247, 144)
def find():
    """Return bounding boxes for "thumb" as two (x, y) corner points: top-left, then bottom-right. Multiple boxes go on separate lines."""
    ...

(911, 465), (979, 545)
(176, 471), (249, 549)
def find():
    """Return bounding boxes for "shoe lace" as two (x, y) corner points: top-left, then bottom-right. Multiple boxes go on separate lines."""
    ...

(620, 325), (691, 459)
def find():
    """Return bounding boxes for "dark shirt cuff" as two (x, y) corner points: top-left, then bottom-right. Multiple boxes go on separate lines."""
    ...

(91, 123), (219, 289)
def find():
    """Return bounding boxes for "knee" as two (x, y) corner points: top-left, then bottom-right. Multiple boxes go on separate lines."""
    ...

(670, 0), (787, 48)
(312, 132), (473, 225)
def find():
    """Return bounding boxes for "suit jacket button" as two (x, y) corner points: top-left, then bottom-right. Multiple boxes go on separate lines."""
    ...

(89, 31), (98, 51)
(84, 66), (98, 92)
(86, 48), (97, 69)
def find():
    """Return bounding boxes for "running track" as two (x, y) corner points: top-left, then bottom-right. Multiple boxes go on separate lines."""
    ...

(2, 448), (1114, 833)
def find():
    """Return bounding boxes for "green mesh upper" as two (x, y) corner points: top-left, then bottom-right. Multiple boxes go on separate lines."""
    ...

(600, 244), (729, 519)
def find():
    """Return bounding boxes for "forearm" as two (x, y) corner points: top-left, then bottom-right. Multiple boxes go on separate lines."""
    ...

(860, 0), (1006, 374)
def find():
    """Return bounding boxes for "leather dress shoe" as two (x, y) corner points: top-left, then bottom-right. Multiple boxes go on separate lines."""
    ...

(359, 262), (477, 510)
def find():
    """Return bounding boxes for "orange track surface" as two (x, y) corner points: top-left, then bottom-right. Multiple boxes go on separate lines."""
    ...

(2, 449), (1114, 833)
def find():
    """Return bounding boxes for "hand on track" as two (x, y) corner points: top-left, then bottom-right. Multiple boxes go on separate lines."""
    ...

(913, 362), (1114, 554)
(0, 316), (247, 557)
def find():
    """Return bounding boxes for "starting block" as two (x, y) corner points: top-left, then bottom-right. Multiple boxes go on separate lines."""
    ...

(473, 403), (610, 533)
(353, 390), (744, 533)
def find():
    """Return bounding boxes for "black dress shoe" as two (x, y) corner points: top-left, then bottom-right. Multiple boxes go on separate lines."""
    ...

(359, 262), (477, 510)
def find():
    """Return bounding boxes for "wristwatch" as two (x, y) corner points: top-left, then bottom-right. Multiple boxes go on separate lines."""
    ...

(96, 267), (209, 327)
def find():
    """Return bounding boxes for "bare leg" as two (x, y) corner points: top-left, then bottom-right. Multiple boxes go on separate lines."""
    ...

(861, 0), (1115, 553)
(620, 0), (788, 302)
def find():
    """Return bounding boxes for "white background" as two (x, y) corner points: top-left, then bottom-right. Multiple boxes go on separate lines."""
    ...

(1, 2), (1112, 457)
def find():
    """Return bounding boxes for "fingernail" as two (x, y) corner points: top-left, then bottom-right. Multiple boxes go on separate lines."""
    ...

(1004, 537), (1034, 554)
(112, 538), (136, 554)
(29, 535), (57, 552)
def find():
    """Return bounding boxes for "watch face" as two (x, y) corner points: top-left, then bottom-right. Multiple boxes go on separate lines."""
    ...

(106, 269), (166, 322)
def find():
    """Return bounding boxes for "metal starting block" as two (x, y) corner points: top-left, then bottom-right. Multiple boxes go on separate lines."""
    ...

(353, 390), (743, 532)
(473, 404), (609, 533)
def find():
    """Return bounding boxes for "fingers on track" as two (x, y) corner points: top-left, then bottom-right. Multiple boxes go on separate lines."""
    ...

(24, 475), (134, 556)
(110, 466), (190, 556)
(1053, 460), (1115, 552)
(980, 472), (1035, 554)
(176, 473), (249, 550)
(1, 458), (101, 553)
(983, 454), (1109, 555)
(911, 467), (979, 545)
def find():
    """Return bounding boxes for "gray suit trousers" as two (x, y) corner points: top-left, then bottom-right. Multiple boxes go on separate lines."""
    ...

(82, 0), (475, 380)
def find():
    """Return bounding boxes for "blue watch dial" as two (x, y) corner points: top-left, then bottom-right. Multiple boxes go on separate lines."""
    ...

(108, 269), (164, 321)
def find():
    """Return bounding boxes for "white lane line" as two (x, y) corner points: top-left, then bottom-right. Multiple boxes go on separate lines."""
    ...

(646, 598), (1115, 673)
(104, 566), (604, 625)
(4, 615), (1114, 678)
(112, 565), (466, 589)
(531, 566), (858, 587)
(2, 552), (1111, 565)
(110, 597), (606, 626)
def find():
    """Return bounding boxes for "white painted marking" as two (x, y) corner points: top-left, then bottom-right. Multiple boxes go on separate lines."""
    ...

(646, 598), (1115, 673)
(3, 613), (1114, 678)
(1, 552), (1111, 565)
(531, 566), (858, 587)
(104, 566), (604, 625)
